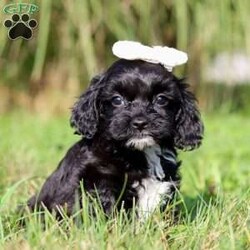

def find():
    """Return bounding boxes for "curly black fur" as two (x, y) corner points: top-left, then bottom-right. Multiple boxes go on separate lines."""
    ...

(28, 59), (203, 218)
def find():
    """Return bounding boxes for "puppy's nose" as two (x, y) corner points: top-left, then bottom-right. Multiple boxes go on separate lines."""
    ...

(132, 117), (148, 130)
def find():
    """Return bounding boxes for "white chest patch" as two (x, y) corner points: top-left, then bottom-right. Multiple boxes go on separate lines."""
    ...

(134, 145), (177, 219)
(135, 178), (173, 218)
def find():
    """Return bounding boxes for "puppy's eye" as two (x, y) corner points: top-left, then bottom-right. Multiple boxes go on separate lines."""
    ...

(154, 94), (169, 106)
(111, 95), (124, 107)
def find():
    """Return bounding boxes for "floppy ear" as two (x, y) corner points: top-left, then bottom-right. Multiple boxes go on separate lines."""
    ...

(174, 81), (204, 150)
(70, 75), (104, 139)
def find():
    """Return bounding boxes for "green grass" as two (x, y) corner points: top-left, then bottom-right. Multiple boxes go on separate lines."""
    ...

(0, 111), (249, 249)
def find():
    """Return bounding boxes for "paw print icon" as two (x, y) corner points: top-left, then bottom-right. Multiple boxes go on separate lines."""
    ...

(4, 14), (38, 40)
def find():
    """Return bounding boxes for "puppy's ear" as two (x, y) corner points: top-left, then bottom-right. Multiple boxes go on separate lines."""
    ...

(174, 80), (204, 150)
(70, 75), (104, 139)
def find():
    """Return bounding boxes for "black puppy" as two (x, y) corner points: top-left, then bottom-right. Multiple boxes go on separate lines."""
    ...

(28, 59), (203, 218)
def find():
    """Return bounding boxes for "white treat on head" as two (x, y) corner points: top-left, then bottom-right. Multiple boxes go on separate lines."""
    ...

(112, 41), (188, 71)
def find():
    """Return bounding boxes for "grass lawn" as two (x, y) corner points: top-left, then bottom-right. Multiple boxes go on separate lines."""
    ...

(0, 111), (249, 249)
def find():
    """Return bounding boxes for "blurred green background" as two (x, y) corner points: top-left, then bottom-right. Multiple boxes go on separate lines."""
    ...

(0, 0), (250, 114)
(0, 2), (250, 248)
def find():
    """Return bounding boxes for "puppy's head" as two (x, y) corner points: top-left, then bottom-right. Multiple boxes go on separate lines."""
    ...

(71, 59), (203, 151)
